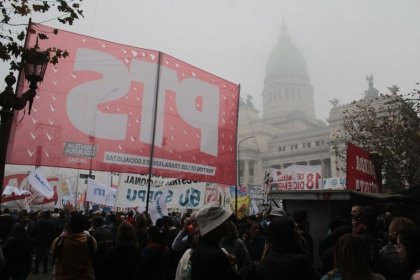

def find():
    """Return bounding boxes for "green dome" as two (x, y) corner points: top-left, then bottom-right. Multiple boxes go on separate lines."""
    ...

(265, 27), (308, 77)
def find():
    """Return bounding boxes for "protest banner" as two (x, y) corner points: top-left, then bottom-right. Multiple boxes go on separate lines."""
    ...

(346, 143), (382, 193)
(115, 173), (205, 209)
(149, 190), (170, 224)
(7, 22), (240, 185)
(323, 177), (346, 190)
(1, 172), (59, 210)
(269, 165), (322, 191)
(27, 168), (54, 198)
(86, 178), (109, 205)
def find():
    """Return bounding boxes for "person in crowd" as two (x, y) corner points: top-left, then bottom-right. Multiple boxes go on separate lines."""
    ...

(0, 246), (4, 271)
(373, 216), (414, 280)
(351, 204), (362, 233)
(134, 213), (149, 252)
(220, 220), (253, 279)
(136, 225), (171, 280)
(32, 210), (57, 274)
(259, 207), (286, 233)
(244, 221), (266, 271)
(354, 205), (387, 264)
(172, 215), (197, 253)
(12, 210), (29, 232)
(104, 221), (139, 280)
(0, 208), (14, 245)
(90, 215), (114, 280)
(319, 225), (352, 274)
(0, 224), (32, 280)
(293, 209), (314, 261)
(53, 209), (67, 235)
(318, 215), (349, 257)
(171, 212), (182, 229)
(175, 225), (200, 280)
(52, 213), (97, 280)
(190, 202), (241, 280)
(126, 211), (135, 226)
(321, 233), (385, 280)
(159, 215), (182, 279)
(396, 225), (420, 280)
(107, 212), (123, 242)
(259, 215), (319, 280)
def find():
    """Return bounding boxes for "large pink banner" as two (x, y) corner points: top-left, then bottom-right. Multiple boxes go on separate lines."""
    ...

(7, 23), (240, 185)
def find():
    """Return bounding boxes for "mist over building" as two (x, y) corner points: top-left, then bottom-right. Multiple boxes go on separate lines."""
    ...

(237, 21), (375, 186)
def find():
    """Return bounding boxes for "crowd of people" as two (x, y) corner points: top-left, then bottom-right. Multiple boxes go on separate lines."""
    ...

(0, 203), (419, 280)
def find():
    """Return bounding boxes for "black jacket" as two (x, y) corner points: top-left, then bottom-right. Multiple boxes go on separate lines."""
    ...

(260, 248), (319, 280)
(191, 236), (241, 280)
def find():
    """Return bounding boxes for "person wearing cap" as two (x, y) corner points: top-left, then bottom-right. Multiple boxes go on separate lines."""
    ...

(190, 203), (241, 280)
(269, 208), (286, 218)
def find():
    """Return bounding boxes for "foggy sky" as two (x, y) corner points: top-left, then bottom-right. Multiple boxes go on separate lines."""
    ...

(2, 0), (419, 121)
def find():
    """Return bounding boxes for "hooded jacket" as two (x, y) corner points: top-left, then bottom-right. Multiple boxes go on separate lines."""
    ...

(52, 232), (97, 280)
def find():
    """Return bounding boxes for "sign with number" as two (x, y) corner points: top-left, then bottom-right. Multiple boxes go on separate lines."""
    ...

(269, 165), (322, 191)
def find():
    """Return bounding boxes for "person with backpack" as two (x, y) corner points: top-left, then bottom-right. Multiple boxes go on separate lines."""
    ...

(51, 213), (97, 280)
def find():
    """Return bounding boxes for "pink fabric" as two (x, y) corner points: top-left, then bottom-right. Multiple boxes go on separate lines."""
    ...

(8, 23), (239, 185)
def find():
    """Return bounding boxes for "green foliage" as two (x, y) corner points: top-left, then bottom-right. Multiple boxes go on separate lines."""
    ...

(332, 86), (420, 192)
(0, 0), (83, 71)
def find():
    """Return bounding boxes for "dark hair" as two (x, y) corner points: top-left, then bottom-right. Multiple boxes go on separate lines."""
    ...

(398, 225), (420, 273)
(116, 221), (137, 244)
(293, 209), (308, 224)
(333, 234), (374, 280)
(147, 226), (165, 245)
(69, 213), (87, 233)
(135, 213), (147, 228)
(388, 217), (414, 244)
(267, 216), (302, 253)
(359, 206), (377, 226)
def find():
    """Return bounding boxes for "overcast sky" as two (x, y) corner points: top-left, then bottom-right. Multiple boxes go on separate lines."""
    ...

(2, 0), (420, 121)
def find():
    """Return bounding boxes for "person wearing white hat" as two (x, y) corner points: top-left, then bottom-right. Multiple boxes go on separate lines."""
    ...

(190, 203), (241, 280)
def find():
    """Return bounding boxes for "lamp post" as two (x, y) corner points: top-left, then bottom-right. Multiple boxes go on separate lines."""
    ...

(236, 136), (254, 216)
(0, 42), (49, 209)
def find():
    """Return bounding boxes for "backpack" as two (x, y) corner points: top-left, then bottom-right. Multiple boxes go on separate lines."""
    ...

(53, 235), (95, 261)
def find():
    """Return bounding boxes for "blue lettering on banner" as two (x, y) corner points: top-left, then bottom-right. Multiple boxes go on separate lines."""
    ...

(179, 188), (201, 208)
(34, 173), (51, 192)
(125, 189), (173, 203)
(94, 188), (105, 196)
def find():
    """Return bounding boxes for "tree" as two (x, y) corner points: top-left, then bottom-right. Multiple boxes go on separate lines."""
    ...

(332, 86), (420, 192)
(0, 0), (83, 70)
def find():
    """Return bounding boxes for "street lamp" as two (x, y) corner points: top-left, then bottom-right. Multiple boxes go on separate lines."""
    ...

(0, 41), (49, 209)
(236, 136), (254, 216)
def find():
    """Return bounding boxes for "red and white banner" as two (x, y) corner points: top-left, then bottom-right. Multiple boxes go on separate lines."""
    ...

(1, 172), (59, 210)
(8, 23), (240, 185)
(27, 168), (54, 198)
(269, 165), (322, 191)
(346, 143), (382, 193)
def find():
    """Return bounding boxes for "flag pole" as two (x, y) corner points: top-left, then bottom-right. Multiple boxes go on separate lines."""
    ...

(145, 52), (162, 215)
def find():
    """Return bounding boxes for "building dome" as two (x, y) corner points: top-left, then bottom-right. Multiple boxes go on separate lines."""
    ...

(265, 23), (308, 80)
(262, 21), (316, 124)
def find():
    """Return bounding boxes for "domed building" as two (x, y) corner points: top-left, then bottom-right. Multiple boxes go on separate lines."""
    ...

(237, 22), (333, 186)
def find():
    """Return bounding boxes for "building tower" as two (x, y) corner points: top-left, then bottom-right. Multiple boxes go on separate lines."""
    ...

(262, 20), (316, 126)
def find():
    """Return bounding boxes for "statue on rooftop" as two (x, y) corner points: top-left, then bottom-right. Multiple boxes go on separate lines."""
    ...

(366, 74), (374, 90)
(246, 94), (254, 108)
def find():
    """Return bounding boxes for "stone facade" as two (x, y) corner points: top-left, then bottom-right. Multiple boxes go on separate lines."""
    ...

(237, 22), (374, 186)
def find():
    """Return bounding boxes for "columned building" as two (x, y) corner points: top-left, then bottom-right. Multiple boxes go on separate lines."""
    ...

(238, 22), (340, 185)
